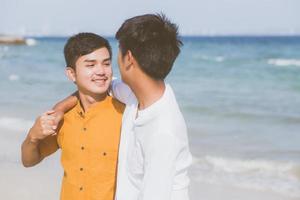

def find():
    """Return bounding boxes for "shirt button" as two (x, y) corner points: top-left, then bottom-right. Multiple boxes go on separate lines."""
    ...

(80, 167), (83, 171)
(103, 152), (107, 156)
(81, 146), (85, 150)
(79, 187), (83, 191)
(79, 112), (84, 118)
(83, 127), (87, 131)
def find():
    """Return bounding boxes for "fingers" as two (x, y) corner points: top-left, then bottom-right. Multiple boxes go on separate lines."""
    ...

(38, 110), (58, 136)
(41, 128), (56, 136)
(45, 110), (55, 115)
(40, 110), (56, 124)
(42, 118), (57, 130)
(41, 121), (56, 130)
(41, 113), (55, 121)
(30, 110), (60, 142)
(38, 109), (64, 136)
(42, 119), (56, 129)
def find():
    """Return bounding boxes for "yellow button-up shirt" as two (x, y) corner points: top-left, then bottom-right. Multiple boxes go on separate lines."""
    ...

(39, 96), (124, 200)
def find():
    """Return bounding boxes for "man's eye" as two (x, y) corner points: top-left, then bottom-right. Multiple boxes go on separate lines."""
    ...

(87, 64), (95, 67)
(104, 63), (111, 66)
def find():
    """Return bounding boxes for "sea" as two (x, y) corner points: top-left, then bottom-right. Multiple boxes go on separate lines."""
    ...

(0, 36), (299, 199)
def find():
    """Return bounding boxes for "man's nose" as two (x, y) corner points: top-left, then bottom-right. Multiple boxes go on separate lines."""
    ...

(94, 64), (105, 75)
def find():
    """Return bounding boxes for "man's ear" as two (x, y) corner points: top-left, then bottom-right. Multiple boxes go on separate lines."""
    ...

(125, 50), (134, 70)
(65, 67), (76, 83)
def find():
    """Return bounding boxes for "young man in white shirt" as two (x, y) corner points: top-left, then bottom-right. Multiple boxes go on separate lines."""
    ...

(112, 13), (192, 200)
(49, 13), (192, 200)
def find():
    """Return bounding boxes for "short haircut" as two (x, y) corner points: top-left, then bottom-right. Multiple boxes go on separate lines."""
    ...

(64, 32), (112, 69)
(115, 13), (182, 80)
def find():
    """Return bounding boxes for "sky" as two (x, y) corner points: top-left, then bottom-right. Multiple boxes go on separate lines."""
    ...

(1, 0), (300, 36)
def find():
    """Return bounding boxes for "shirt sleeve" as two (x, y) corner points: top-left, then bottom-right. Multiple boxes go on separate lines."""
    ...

(110, 78), (133, 105)
(139, 132), (178, 200)
(39, 134), (59, 158)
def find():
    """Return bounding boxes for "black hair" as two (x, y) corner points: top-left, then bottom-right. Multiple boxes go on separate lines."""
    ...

(116, 13), (182, 80)
(64, 32), (112, 69)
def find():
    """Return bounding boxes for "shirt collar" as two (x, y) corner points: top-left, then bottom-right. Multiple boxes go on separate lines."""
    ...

(75, 95), (111, 118)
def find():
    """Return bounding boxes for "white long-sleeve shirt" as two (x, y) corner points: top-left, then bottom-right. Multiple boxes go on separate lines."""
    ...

(112, 80), (192, 200)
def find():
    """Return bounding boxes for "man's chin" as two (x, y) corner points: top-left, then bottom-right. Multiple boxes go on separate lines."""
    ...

(92, 89), (109, 94)
(92, 87), (110, 95)
(84, 83), (110, 95)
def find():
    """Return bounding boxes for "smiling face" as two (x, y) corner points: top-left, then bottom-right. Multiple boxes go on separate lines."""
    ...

(66, 47), (112, 96)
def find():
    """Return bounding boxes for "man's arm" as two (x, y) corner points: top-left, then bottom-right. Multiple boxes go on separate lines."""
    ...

(52, 92), (78, 115)
(21, 135), (43, 167)
(21, 111), (58, 167)
(21, 93), (78, 167)
(110, 78), (133, 104)
(49, 92), (78, 134)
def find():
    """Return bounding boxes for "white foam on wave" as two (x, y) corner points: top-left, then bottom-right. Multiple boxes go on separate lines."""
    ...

(192, 155), (300, 198)
(1, 46), (9, 51)
(0, 46), (9, 58)
(268, 58), (300, 67)
(193, 54), (225, 62)
(25, 38), (37, 46)
(8, 74), (19, 81)
(0, 117), (33, 132)
(215, 56), (225, 62)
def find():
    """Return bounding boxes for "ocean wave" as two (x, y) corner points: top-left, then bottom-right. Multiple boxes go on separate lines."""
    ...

(215, 56), (225, 62)
(8, 74), (19, 81)
(192, 155), (300, 198)
(0, 46), (9, 58)
(0, 117), (33, 132)
(193, 54), (225, 62)
(0, 46), (9, 51)
(25, 38), (37, 46)
(268, 58), (300, 67)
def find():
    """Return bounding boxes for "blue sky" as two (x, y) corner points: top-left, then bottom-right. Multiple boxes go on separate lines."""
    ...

(1, 0), (300, 36)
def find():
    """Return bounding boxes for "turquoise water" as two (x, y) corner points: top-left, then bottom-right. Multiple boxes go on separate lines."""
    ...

(0, 36), (300, 197)
(173, 37), (300, 160)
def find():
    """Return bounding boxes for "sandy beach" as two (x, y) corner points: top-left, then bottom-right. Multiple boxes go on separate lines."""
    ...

(1, 151), (298, 200)
(189, 181), (299, 200)
(0, 126), (297, 200)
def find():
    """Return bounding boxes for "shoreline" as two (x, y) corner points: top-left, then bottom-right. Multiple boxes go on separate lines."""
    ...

(189, 180), (299, 200)
(1, 161), (298, 200)
(1, 124), (300, 200)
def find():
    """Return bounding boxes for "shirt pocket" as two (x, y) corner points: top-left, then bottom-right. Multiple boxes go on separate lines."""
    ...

(89, 149), (118, 183)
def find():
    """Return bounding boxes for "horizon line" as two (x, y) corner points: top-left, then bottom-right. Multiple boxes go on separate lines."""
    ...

(23, 34), (300, 38)
(2, 33), (300, 38)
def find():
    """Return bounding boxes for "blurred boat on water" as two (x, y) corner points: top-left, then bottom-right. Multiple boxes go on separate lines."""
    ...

(0, 35), (36, 45)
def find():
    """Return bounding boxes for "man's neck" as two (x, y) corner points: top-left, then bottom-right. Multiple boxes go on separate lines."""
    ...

(78, 91), (107, 112)
(130, 75), (165, 110)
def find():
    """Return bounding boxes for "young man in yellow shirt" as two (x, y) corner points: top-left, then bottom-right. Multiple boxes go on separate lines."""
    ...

(21, 33), (124, 200)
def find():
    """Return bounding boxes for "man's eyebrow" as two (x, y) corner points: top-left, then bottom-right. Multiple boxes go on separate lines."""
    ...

(84, 59), (97, 63)
(84, 58), (111, 63)
(102, 58), (111, 62)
